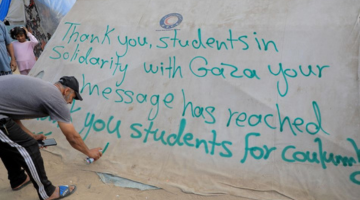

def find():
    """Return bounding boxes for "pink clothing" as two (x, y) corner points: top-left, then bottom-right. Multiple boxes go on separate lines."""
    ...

(20, 69), (31, 75)
(12, 32), (39, 72)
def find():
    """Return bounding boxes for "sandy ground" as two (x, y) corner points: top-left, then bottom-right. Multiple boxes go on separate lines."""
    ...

(13, 69), (20, 75)
(0, 151), (249, 200)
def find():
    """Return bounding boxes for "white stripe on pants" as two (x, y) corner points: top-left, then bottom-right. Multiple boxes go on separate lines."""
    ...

(0, 129), (49, 199)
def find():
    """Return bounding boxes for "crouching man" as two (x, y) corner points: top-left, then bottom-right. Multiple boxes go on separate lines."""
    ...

(0, 75), (102, 200)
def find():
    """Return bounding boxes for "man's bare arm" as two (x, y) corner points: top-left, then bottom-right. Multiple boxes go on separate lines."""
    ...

(14, 120), (46, 140)
(58, 121), (102, 160)
(6, 43), (17, 72)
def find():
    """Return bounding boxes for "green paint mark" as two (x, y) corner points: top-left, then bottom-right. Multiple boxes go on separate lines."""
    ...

(35, 131), (52, 136)
(44, 132), (53, 136)
(350, 171), (360, 185)
(102, 142), (110, 154)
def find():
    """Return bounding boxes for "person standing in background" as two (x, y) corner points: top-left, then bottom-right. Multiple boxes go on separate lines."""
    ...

(10, 26), (38, 75)
(0, 20), (17, 76)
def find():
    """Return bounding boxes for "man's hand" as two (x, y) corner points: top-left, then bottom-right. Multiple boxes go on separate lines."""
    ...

(35, 134), (47, 149)
(88, 147), (103, 161)
(34, 134), (47, 141)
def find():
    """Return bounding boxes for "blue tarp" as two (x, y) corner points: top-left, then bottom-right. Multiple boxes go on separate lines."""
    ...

(0, 0), (11, 21)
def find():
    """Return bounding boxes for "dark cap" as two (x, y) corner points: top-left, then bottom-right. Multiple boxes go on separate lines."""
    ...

(58, 76), (83, 101)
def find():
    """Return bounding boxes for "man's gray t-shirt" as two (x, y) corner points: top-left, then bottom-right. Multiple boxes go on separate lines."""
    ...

(0, 21), (11, 72)
(0, 75), (71, 123)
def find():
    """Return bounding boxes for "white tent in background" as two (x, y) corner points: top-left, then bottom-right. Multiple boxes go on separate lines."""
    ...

(4, 0), (26, 25)
(3, 0), (75, 33)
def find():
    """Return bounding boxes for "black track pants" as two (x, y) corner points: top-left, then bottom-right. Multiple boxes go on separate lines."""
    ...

(0, 118), (56, 200)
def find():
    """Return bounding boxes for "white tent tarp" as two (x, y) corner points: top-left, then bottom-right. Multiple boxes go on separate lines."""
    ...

(26, 0), (360, 199)
(4, 0), (25, 24)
